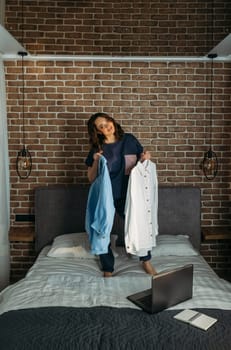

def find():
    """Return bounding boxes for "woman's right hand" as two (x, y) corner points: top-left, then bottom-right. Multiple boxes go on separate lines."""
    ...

(93, 151), (103, 162)
(88, 151), (103, 183)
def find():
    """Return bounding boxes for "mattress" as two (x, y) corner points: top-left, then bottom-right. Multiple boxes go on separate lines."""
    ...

(1, 245), (231, 315)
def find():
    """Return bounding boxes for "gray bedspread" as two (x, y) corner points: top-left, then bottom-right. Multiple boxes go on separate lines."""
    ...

(0, 307), (230, 350)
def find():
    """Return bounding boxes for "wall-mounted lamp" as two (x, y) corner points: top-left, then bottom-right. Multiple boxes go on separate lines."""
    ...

(16, 51), (32, 179)
(202, 0), (218, 181)
(202, 53), (218, 181)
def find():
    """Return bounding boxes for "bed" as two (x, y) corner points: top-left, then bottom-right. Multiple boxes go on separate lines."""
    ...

(0, 185), (231, 350)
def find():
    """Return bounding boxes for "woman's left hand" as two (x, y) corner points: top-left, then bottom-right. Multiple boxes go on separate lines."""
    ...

(140, 150), (151, 162)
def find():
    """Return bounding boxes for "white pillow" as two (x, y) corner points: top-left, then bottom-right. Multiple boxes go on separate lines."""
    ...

(152, 235), (198, 257)
(47, 232), (118, 259)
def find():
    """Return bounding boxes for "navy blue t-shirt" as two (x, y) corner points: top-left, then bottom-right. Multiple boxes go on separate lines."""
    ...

(85, 133), (143, 204)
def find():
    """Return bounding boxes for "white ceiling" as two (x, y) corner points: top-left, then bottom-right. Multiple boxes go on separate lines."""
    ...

(0, 24), (25, 54)
(208, 33), (231, 57)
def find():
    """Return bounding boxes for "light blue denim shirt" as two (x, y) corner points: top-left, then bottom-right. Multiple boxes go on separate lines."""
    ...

(85, 156), (115, 255)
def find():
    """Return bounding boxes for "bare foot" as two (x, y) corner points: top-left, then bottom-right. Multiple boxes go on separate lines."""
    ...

(142, 261), (158, 276)
(103, 271), (113, 278)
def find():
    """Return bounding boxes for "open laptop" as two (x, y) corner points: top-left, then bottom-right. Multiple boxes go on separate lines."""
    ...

(127, 264), (193, 314)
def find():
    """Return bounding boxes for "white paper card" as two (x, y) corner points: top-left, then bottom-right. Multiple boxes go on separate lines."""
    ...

(174, 309), (217, 331)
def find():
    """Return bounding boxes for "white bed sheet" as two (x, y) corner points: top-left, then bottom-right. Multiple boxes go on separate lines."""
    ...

(0, 247), (231, 315)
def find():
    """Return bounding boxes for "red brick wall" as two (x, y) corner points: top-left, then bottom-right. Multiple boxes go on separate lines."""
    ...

(200, 240), (231, 281)
(10, 241), (36, 283)
(5, 59), (231, 228)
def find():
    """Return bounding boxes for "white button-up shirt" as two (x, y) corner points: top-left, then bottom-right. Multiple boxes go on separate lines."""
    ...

(124, 160), (158, 256)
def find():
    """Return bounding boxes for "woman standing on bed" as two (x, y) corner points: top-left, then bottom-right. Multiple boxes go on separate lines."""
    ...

(85, 112), (157, 277)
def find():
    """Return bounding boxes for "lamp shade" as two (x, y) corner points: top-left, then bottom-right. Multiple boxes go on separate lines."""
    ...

(202, 147), (218, 181)
(16, 145), (32, 179)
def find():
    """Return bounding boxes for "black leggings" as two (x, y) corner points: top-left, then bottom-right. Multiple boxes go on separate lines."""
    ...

(99, 203), (152, 273)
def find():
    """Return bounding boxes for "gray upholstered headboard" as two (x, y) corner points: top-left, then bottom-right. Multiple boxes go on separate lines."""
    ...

(35, 185), (201, 253)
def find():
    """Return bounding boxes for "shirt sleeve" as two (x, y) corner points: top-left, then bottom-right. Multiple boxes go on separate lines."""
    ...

(123, 133), (143, 157)
(85, 149), (94, 167)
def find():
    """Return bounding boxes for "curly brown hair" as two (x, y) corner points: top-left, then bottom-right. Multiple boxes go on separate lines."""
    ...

(87, 112), (124, 149)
